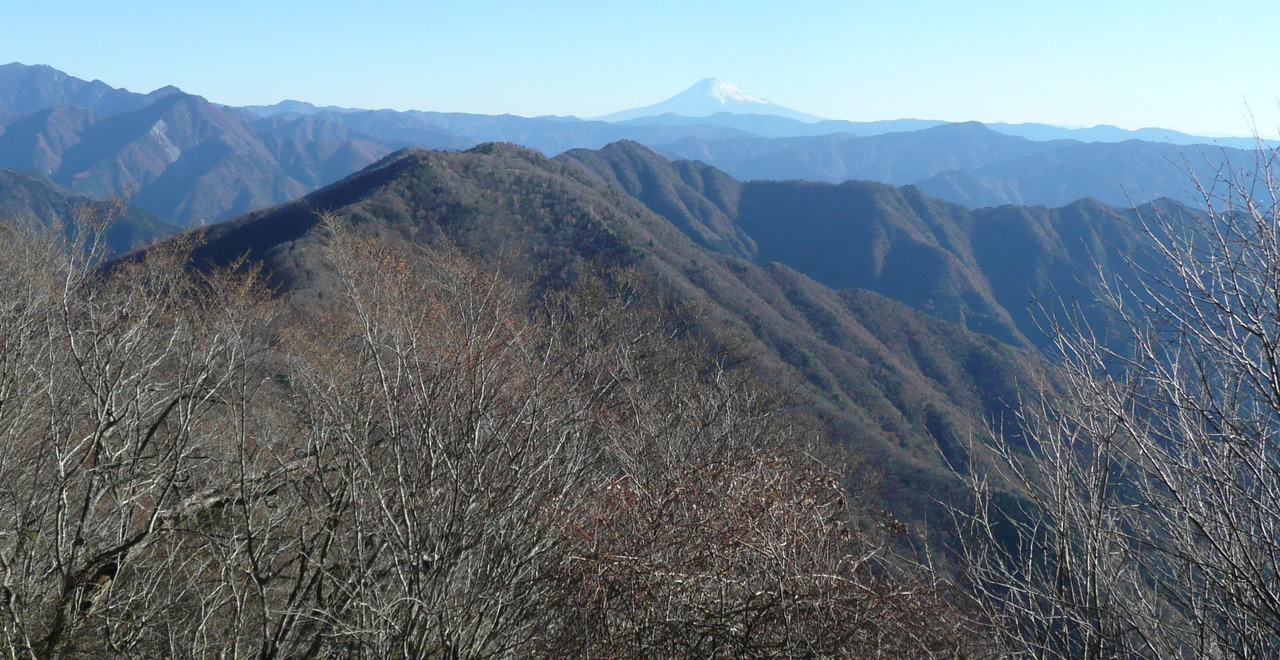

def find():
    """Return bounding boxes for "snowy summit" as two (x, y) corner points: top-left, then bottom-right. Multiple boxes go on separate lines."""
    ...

(596, 78), (823, 123)
(701, 78), (768, 105)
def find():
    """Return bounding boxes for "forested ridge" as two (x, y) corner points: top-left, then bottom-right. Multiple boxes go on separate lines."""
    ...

(0, 204), (981, 657)
(4, 135), (1280, 658)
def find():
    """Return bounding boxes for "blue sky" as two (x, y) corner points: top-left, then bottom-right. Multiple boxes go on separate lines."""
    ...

(6, 0), (1278, 137)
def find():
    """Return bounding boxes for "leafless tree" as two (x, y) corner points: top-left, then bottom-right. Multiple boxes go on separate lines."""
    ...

(0, 207), (982, 658)
(0, 205), (283, 657)
(276, 222), (616, 658)
(283, 219), (982, 659)
(958, 143), (1280, 658)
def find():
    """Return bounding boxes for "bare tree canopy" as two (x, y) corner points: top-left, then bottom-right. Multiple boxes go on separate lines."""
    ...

(958, 145), (1280, 659)
(0, 209), (978, 658)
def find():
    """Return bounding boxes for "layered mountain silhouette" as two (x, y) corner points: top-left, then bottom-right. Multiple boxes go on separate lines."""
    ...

(914, 138), (1259, 208)
(658, 122), (1059, 185)
(615, 112), (1260, 147)
(243, 109), (1260, 210)
(0, 62), (1254, 234)
(560, 140), (1167, 350)
(615, 112), (947, 139)
(653, 123), (1256, 208)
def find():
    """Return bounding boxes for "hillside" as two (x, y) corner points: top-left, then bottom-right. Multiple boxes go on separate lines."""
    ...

(188, 143), (1048, 520)
(0, 167), (176, 253)
(554, 140), (753, 259)
(0, 92), (391, 225)
(560, 140), (1168, 351)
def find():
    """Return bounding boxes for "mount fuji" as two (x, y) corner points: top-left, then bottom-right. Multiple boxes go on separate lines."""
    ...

(596, 78), (824, 123)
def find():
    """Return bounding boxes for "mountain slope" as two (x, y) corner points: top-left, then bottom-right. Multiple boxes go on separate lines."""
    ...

(54, 92), (312, 222)
(251, 113), (392, 188)
(0, 167), (176, 253)
(557, 140), (753, 259)
(0, 93), (390, 225)
(738, 181), (1165, 349)
(0, 104), (98, 172)
(186, 144), (1046, 520)
(559, 140), (1164, 353)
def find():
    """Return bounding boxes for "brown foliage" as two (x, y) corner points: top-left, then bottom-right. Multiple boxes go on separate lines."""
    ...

(0, 211), (981, 658)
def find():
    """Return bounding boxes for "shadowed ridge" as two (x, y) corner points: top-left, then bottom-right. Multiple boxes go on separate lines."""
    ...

(557, 140), (754, 259)
(161, 142), (1047, 526)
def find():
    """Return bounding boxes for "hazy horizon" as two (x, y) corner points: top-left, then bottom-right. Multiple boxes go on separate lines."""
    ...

(6, 1), (1278, 138)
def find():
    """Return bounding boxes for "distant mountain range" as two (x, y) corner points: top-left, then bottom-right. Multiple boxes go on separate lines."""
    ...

(652, 122), (1259, 208)
(0, 65), (393, 225)
(0, 62), (183, 116)
(241, 77), (1263, 148)
(0, 63), (1267, 228)
(593, 78), (1269, 148)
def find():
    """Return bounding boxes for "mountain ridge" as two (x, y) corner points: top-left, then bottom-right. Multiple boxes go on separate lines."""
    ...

(0, 89), (392, 225)
(558, 140), (1167, 353)
(0, 62), (1259, 232)
(0, 62), (182, 116)
(180, 143), (1049, 522)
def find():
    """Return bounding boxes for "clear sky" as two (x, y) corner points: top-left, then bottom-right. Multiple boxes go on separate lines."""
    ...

(5, 0), (1278, 138)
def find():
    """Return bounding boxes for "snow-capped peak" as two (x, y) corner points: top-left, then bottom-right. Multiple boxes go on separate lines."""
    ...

(700, 78), (769, 105)
(595, 78), (824, 123)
